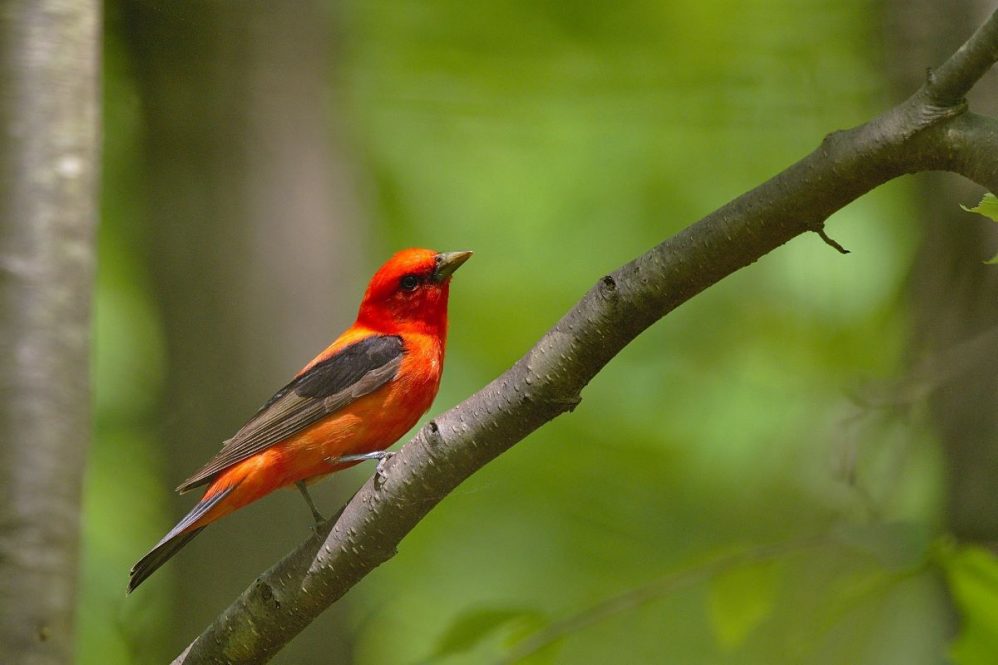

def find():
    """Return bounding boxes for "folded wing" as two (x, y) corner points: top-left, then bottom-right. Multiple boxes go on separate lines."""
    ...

(176, 334), (405, 492)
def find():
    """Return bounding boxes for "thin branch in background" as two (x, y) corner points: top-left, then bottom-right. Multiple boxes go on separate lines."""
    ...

(849, 324), (998, 411)
(498, 537), (826, 664)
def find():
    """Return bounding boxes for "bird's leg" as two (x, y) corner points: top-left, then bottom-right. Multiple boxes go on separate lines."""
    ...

(326, 450), (396, 480)
(296, 481), (326, 525)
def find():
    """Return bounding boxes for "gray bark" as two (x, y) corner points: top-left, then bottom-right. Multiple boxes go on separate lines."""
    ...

(0, 2), (101, 664)
(174, 9), (998, 665)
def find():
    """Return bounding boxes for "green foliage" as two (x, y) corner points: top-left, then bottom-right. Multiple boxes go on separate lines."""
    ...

(88, 0), (974, 663)
(938, 543), (998, 664)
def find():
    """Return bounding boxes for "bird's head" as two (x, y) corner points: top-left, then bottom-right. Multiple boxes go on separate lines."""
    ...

(357, 248), (472, 336)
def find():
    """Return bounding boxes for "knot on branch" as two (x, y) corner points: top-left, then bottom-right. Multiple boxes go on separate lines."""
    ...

(424, 420), (443, 446)
(819, 129), (847, 155)
(599, 274), (618, 300)
(254, 580), (281, 610)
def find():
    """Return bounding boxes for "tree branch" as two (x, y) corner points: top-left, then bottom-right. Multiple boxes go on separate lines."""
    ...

(925, 6), (998, 106)
(175, 9), (998, 664)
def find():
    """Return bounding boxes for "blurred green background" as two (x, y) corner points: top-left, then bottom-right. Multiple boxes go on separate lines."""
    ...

(79, 0), (998, 663)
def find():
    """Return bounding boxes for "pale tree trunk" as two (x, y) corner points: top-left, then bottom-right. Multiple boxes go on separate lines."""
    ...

(884, 0), (998, 543)
(120, 1), (361, 661)
(0, 1), (101, 664)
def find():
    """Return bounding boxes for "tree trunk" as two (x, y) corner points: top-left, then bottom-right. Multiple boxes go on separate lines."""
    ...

(884, 0), (998, 543)
(0, 2), (101, 664)
(119, 1), (361, 661)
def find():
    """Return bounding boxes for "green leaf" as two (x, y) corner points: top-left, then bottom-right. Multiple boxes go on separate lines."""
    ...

(708, 560), (780, 650)
(938, 544), (998, 664)
(961, 193), (998, 263)
(961, 193), (998, 222)
(431, 607), (547, 659)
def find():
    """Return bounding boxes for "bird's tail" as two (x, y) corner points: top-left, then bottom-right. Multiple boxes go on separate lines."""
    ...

(127, 483), (237, 593)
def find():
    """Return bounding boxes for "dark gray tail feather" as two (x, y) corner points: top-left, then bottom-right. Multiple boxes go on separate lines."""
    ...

(127, 483), (237, 593)
(127, 527), (204, 593)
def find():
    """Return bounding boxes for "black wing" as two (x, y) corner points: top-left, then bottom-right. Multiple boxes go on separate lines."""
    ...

(176, 335), (405, 492)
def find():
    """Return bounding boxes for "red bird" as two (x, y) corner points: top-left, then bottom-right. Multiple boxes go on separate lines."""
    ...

(128, 248), (471, 592)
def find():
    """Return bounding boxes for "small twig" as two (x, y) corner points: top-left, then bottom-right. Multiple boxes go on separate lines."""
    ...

(816, 226), (851, 254)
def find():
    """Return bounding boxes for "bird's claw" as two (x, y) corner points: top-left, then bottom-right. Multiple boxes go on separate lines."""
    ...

(375, 451), (396, 482)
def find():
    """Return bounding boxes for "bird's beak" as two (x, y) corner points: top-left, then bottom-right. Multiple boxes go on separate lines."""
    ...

(433, 250), (473, 281)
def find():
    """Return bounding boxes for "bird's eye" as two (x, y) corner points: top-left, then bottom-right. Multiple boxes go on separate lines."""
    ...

(400, 274), (420, 292)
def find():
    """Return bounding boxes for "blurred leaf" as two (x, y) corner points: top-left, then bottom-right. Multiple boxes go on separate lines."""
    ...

(431, 607), (548, 659)
(707, 560), (779, 650)
(939, 544), (998, 665)
(504, 610), (554, 649)
(504, 614), (561, 665)
(832, 521), (932, 571)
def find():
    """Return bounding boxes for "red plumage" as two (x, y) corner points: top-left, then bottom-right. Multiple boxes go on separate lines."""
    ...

(128, 248), (471, 592)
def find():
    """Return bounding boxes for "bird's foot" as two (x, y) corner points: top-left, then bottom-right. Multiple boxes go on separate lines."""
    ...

(375, 452), (396, 481)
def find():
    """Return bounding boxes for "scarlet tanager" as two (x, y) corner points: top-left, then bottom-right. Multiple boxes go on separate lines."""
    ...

(128, 248), (472, 593)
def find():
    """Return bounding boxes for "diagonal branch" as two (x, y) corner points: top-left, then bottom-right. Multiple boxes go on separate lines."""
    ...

(174, 9), (998, 664)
